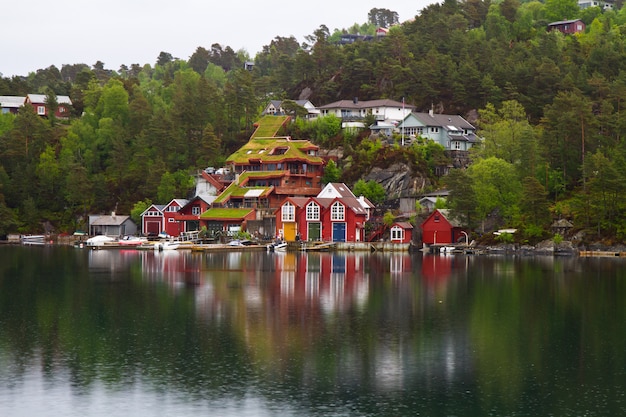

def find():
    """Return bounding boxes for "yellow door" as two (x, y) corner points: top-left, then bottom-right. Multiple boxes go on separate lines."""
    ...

(283, 223), (297, 241)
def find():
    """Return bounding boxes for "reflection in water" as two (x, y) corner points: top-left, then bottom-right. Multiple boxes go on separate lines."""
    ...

(1, 246), (625, 416)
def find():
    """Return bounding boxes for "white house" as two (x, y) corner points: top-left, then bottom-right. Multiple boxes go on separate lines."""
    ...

(262, 100), (319, 119)
(318, 98), (415, 129)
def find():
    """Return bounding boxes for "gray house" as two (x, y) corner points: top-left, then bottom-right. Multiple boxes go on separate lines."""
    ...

(89, 213), (138, 236)
(397, 110), (479, 151)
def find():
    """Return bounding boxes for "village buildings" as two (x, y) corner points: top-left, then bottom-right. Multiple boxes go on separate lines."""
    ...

(131, 100), (479, 246)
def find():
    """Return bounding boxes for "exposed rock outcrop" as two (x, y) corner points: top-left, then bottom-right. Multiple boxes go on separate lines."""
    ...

(364, 163), (431, 199)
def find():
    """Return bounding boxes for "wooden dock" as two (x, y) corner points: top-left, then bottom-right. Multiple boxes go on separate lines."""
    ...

(579, 250), (626, 258)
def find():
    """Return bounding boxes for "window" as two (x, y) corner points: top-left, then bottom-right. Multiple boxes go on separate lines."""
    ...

(282, 202), (295, 222)
(306, 203), (320, 221)
(454, 141), (461, 150)
(168, 218), (175, 222)
(192, 206), (201, 215)
(391, 226), (404, 241)
(331, 202), (344, 221)
(167, 206), (179, 212)
(37, 106), (45, 115)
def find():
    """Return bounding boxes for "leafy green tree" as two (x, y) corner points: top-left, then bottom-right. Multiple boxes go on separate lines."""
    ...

(468, 157), (521, 225)
(542, 90), (596, 190)
(131, 199), (152, 226)
(321, 159), (341, 184)
(582, 150), (626, 236)
(383, 210), (396, 226)
(519, 176), (551, 227)
(352, 179), (386, 205)
(188, 46), (211, 74)
(368, 8), (400, 27)
(475, 100), (539, 179)
(157, 170), (194, 203)
(444, 168), (479, 230)
(543, 0), (579, 23)
(44, 88), (59, 127)
(281, 100), (308, 120)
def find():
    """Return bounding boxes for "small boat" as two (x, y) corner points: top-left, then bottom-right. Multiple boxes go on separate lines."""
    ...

(117, 236), (148, 246)
(267, 241), (288, 252)
(154, 241), (180, 251)
(21, 235), (46, 245)
(85, 235), (116, 247)
(441, 246), (456, 254)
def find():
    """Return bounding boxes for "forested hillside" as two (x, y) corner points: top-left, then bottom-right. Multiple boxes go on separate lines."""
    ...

(1, 0), (626, 243)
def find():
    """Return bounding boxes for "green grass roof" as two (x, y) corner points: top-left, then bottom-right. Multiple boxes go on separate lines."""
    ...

(251, 115), (290, 138)
(226, 137), (322, 165)
(200, 207), (254, 220)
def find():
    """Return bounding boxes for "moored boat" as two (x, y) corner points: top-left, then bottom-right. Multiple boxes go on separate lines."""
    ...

(154, 241), (180, 251)
(21, 235), (46, 245)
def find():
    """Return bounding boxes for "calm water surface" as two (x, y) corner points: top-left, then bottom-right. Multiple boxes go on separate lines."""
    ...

(0, 245), (624, 416)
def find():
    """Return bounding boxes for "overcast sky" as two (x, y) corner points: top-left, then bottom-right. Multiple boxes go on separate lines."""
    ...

(2, 0), (435, 78)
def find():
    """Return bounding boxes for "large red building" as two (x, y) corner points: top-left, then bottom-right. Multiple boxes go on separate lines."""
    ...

(275, 183), (373, 242)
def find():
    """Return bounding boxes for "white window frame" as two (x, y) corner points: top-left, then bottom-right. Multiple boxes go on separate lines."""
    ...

(37, 105), (46, 115)
(192, 206), (201, 215)
(331, 202), (345, 221)
(306, 202), (320, 221)
(391, 226), (404, 241)
(282, 202), (295, 222)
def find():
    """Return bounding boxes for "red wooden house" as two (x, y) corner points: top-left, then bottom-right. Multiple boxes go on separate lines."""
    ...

(140, 199), (188, 237)
(420, 209), (464, 246)
(548, 19), (585, 34)
(141, 204), (166, 236)
(173, 196), (213, 234)
(390, 222), (414, 244)
(275, 185), (369, 243)
(25, 94), (72, 118)
(161, 199), (189, 237)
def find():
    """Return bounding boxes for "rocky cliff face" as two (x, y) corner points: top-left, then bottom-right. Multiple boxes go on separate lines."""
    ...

(364, 163), (431, 199)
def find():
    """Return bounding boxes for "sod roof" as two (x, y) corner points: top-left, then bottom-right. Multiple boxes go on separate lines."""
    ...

(226, 137), (323, 165)
(250, 115), (290, 138)
(199, 207), (254, 220)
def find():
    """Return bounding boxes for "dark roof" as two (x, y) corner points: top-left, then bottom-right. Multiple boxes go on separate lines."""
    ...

(410, 112), (475, 130)
(548, 19), (583, 26)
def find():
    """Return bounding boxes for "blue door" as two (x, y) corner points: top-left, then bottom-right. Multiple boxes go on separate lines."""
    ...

(332, 222), (346, 242)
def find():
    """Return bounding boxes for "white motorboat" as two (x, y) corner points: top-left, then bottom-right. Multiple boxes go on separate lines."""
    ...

(21, 235), (46, 245)
(85, 235), (116, 247)
(267, 241), (288, 252)
(154, 241), (180, 251)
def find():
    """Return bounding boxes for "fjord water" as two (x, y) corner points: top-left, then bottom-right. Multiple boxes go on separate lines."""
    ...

(0, 246), (624, 416)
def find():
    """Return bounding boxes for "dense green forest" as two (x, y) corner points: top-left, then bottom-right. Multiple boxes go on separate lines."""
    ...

(2, 0), (626, 243)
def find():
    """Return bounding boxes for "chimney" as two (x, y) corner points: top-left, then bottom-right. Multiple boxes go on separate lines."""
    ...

(353, 97), (358, 104)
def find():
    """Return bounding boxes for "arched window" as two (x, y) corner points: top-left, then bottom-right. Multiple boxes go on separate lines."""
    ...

(306, 202), (320, 221)
(282, 202), (295, 221)
(331, 202), (345, 221)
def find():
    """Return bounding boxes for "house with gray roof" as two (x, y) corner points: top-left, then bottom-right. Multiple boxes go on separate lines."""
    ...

(262, 99), (319, 119)
(318, 98), (415, 129)
(89, 213), (137, 236)
(25, 94), (72, 118)
(0, 96), (26, 114)
(397, 109), (479, 151)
